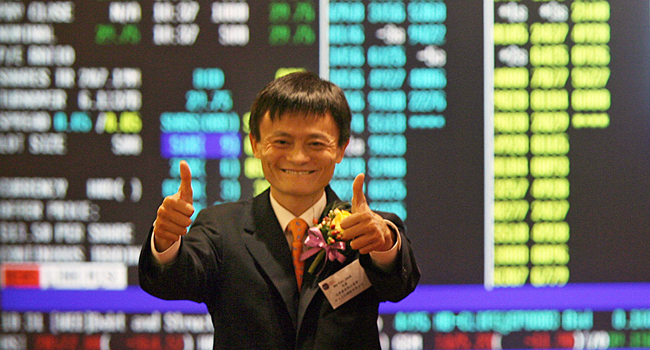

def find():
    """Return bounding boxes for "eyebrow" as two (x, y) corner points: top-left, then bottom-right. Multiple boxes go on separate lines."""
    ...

(268, 131), (333, 140)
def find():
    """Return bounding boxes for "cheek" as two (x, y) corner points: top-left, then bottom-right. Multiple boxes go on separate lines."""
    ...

(260, 145), (277, 158)
(319, 155), (340, 172)
(261, 150), (287, 167)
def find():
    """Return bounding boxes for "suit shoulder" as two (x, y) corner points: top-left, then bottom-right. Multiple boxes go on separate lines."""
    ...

(195, 198), (253, 221)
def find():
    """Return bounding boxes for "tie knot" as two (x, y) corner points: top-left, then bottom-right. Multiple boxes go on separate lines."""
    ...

(288, 218), (309, 242)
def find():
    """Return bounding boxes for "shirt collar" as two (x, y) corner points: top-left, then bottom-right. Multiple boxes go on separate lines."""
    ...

(270, 192), (327, 230)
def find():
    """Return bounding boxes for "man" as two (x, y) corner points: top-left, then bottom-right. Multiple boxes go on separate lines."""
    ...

(139, 71), (420, 349)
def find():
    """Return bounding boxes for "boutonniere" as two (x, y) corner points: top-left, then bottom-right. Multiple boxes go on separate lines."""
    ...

(300, 206), (351, 274)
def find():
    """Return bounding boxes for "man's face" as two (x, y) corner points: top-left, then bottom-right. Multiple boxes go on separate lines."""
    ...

(251, 112), (348, 207)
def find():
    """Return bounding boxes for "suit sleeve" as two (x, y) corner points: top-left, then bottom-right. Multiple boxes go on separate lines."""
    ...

(358, 211), (420, 303)
(138, 210), (222, 304)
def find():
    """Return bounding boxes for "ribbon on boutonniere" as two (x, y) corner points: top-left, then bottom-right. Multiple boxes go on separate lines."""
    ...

(300, 207), (351, 275)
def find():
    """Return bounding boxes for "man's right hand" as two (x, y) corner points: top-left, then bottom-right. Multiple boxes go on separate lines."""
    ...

(152, 160), (195, 252)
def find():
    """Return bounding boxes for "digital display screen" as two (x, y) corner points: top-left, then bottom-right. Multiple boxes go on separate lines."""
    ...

(1, 1), (650, 349)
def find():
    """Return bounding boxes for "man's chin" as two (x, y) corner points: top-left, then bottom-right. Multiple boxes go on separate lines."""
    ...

(274, 186), (325, 199)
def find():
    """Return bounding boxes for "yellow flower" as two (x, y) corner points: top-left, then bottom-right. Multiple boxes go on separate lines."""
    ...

(331, 208), (351, 232)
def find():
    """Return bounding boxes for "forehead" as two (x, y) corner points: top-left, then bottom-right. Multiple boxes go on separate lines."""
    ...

(260, 111), (340, 137)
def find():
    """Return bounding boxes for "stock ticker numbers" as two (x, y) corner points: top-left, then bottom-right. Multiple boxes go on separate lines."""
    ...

(156, 1), (250, 47)
(0, 2), (145, 348)
(96, 2), (142, 45)
(492, 0), (610, 287)
(269, 1), (316, 45)
(0, 0), (145, 270)
(159, 67), (242, 215)
(152, 1), (201, 46)
(0, 1), (313, 349)
(382, 308), (650, 349)
(2, 0), (649, 349)
(328, 0), (447, 221)
(382, 308), (650, 350)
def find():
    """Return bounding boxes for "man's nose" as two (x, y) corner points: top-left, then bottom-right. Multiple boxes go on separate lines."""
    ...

(287, 144), (310, 163)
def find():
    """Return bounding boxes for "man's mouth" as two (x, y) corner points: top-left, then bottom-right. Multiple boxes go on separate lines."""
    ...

(283, 169), (313, 175)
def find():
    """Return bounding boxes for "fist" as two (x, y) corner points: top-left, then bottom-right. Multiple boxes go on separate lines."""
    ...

(152, 160), (194, 252)
(340, 174), (395, 254)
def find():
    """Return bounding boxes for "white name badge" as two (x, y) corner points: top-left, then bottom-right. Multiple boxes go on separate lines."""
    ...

(318, 259), (372, 309)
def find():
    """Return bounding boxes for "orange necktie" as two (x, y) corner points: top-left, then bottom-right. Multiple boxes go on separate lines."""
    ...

(287, 218), (308, 291)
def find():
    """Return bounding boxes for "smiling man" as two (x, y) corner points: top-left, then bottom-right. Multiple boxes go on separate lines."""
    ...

(139, 71), (420, 350)
(251, 110), (343, 218)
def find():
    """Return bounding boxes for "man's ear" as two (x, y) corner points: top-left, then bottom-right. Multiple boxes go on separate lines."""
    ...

(336, 139), (350, 163)
(250, 133), (261, 159)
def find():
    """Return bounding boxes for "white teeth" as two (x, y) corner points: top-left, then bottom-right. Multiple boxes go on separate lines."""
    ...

(284, 170), (311, 175)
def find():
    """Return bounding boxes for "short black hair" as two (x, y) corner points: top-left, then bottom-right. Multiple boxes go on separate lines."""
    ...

(249, 71), (351, 147)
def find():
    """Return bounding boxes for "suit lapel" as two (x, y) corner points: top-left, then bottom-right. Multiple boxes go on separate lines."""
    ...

(297, 278), (320, 328)
(243, 190), (299, 327)
(242, 187), (345, 334)
(296, 187), (343, 332)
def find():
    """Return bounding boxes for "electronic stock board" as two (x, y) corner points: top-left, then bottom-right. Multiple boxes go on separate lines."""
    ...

(1, 1), (650, 349)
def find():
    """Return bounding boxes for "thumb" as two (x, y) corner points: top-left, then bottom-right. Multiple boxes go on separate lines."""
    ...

(179, 160), (193, 204)
(351, 173), (368, 213)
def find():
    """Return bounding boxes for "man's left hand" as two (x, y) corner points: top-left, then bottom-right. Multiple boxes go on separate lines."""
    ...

(340, 173), (395, 254)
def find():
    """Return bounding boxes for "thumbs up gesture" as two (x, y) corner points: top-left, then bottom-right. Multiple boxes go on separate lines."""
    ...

(340, 174), (395, 254)
(152, 160), (195, 252)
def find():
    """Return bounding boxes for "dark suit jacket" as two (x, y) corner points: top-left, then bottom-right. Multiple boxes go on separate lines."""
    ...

(139, 186), (420, 350)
